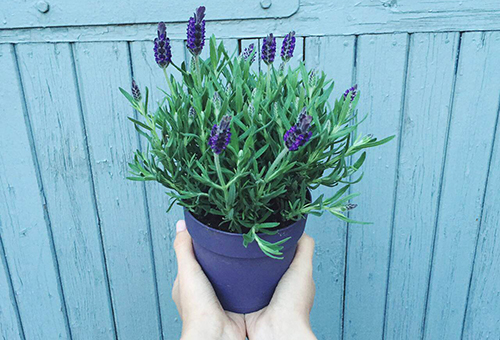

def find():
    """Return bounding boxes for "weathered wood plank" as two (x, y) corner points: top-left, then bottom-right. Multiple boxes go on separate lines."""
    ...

(0, 43), (70, 339)
(15, 42), (116, 340)
(0, 242), (23, 340)
(0, 0), (299, 29)
(3, 0), (500, 44)
(383, 32), (459, 340)
(73, 41), (161, 340)
(343, 33), (408, 340)
(304, 35), (355, 340)
(461, 106), (500, 339)
(129, 39), (187, 339)
(423, 31), (500, 340)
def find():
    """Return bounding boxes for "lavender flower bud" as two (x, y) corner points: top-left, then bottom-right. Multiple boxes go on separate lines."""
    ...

(343, 84), (358, 102)
(309, 69), (319, 88)
(345, 203), (358, 211)
(188, 106), (196, 118)
(131, 80), (141, 101)
(186, 6), (206, 56)
(209, 115), (232, 154)
(278, 62), (285, 75)
(284, 108), (313, 151)
(261, 33), (276, 65)
(242, 43), (256, 64)
(226, 82), (232, 95)
(281, 31), (296, 62)
(154, 22), (172, 68)
(212, 91), (221, 112)
(248, 103), (255, 118)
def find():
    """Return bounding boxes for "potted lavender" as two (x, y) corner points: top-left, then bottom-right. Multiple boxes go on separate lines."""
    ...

(121, 6), (393, 313)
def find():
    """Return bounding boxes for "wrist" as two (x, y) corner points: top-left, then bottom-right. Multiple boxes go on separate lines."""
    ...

(181, 321), (242, 340)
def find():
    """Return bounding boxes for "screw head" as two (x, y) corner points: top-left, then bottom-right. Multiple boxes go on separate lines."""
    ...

(260, 0), (272, 9)
(36, 1), (50, 13)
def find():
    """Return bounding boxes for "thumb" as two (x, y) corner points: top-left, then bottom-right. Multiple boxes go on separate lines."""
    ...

(173, 220), (198, 271)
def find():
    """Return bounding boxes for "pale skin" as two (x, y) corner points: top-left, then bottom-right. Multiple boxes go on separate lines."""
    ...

(172, 220), (317, 340)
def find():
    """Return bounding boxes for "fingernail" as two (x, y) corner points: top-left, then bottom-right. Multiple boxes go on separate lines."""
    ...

(176, 220), (186, 233)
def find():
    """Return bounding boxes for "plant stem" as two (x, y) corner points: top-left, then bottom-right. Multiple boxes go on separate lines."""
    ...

(214, 154), (226, 187)
(266, 63), (271, 97)
(264, 148), (289, 182)
(195, 55), (202, 88)
(214, 153), (230, 208)
(163, 68), (174, 95)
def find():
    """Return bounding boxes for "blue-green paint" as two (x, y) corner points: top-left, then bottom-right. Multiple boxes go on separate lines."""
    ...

(1, 1), (500, 339)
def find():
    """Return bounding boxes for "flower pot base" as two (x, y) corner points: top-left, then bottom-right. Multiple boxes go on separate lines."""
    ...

(184, 209), (307, 313)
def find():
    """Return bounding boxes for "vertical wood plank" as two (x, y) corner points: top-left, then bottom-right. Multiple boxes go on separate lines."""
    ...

(343, 33), (408, 340)
(423, 31), (500, 339)
(0, 242), (23, 340)
(15, 42), (116, 340)
(383, 32), (460, 340)
(73, 41), (161, 340)
(129, 39), (187, 339)
(0, 43), (70, 339)
(221, 38), (238, 56)
(462, 104), (500, 339)
(305, 35), (355, 340)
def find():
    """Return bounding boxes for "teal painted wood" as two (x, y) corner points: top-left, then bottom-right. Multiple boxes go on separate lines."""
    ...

(72, 41), (162, 340)
(462, 88), (500, 338)
(0, 242), (23, 340)
(129, 39), (187, 339)
(4, 0), (500, 43)
(343, 33), (409, 340)
(383, 32), (460, 339)
(305, 35), (355, 340)
(0, 43), (71, 339)
(423, 31), (500, 340)
(15, 42), (116, 340)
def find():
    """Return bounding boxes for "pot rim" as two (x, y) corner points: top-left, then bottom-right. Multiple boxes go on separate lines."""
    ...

(184, 208), (305, 237)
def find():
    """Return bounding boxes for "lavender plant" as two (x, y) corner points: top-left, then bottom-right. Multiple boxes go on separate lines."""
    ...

(121, 7), (394, 258)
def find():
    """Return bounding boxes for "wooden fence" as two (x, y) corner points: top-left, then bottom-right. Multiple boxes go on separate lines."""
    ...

(1, 1), (499, 339)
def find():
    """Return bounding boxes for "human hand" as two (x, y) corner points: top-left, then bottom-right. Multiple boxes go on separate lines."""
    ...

(245, 234), (317, 340)
(172, 220), (246, 340)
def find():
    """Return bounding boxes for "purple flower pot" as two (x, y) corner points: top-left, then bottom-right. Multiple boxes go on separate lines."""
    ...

(184, 209), (307, 314)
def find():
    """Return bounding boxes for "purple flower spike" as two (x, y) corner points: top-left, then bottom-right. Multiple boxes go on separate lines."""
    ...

(209, 115), (232, 154)
(154, 22), (172, 68)
(343, 84), (358, 102)
(261, 33), (276, 65)
(131, 80), (141, 101)
(187, 6), (206, 56)
(284, 108), (313, 151)
(281, 31), (296, 61)
(242, 43), (256, 64)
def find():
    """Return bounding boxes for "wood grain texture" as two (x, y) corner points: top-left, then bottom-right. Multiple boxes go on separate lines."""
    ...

(73, 41), (161, 340)
(383, 32), (460, 340)
(16, 42), (116, 340)
(129, 39), (187, 339)
(423, 31), (500, 340)
(0, 241), (22, 340)
(3, 0), (500, 43)
(304, 35), (355, 340)
(343, 33), (408, 340)
(0, 43), (70, 339)
(462, 98), (500, 339)
(0, 0), (299, 29)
